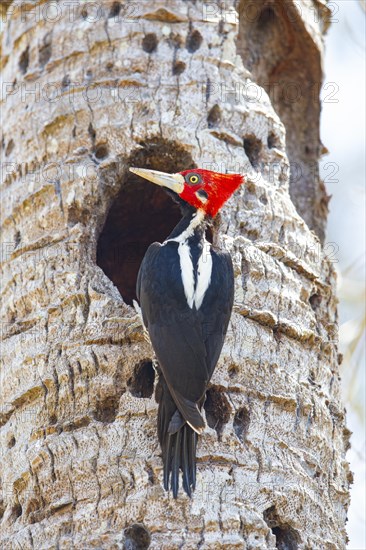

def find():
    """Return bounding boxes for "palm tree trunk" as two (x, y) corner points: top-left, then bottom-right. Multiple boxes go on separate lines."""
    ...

(0, 1), (350, 548)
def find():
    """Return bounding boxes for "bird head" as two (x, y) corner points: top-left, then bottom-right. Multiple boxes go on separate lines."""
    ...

(129, 167), (244, 218)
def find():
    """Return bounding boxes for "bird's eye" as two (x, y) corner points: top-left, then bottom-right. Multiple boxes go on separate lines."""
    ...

(187, 173), (201, 185)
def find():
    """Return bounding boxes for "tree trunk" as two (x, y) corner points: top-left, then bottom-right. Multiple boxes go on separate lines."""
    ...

(0, 1), (351, 548)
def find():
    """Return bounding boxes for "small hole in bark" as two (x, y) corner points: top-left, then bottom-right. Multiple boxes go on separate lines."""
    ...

(96, 138), (195, 304)
(168, 32), (184, 49)
(278, 225), (285, 242)
(309, 293), (322, 311)
(39, 32), (52, 68)
(94, 144), (109, 160)
(263, 506), (300, 550)
(243, 135), (262, 168)
(172, 60), (186, 75)
(88, 122), (96, 142)
(49, 414), (57, 425)
(0, 502), (4, 521)
(233, 407), (250, 442)
(14, 230), (21, 247)
(63, 416), (91, 431)
(146, 465), (155, 484)
(106, 61), (114, 71)
(186, 29), (203, 52)
(109, 1), (121, 18)
(267, 132), (279, 149)
(343, 426), (352, 452)
(61, 74), (71, 88)
(228, 364), (239, 379)
(25, 498), (42, 524)
(204, 386), (231, 437)
(124, 523), (151, 550)
(241, 258), (250, 292)
(94, 395), (120, 423)
(11, 503), (22, 522)
(259, 194), (268, 204)
(142, 33), (158, 53)
(81, 7), (88, 19)
(246, 228), (260, 242)
(8, 435), (16, 448)
(207, 104), (221, 128)
(67, 204), (91, 226)
(19, 47), (29, 74)
(128, 360), (155, 398)
(5, 139), (14, 156)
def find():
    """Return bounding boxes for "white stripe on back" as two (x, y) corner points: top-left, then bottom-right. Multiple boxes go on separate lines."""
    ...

(164, 210), (212, 310)
(177, 240), (196, 308)
(194, 239), (212, 309)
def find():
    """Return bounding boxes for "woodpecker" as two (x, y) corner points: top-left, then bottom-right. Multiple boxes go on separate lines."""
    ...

(129, 166), (244, 497)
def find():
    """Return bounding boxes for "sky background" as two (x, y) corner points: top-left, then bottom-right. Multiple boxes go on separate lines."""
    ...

(320, 2), (365, 548)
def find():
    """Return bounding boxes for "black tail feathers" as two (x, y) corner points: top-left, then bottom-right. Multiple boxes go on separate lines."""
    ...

(157, 378), (198, 498)
(163, 423), (197, 498)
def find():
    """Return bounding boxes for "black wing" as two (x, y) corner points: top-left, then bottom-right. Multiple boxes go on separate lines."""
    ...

(200, 248), (234, 378)
(137, 241), (234, 431)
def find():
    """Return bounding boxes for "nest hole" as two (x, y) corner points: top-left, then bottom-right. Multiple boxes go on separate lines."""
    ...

(272, 526), (300, 550)
(96, 139), (196, 305)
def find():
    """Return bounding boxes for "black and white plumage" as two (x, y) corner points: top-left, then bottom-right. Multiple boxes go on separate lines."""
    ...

(136, 205), (234, 497)
(129, 166), (244, 497)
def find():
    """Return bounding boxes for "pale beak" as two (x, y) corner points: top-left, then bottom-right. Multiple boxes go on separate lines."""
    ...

(129, 167), (184, 194)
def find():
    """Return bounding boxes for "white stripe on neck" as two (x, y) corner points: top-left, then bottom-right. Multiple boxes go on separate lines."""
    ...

(164, 209), (212, 310)
(165, 209), (205, 244)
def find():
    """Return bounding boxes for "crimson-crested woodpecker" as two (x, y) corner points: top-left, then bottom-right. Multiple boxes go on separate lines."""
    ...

(129, 166), (244, 497)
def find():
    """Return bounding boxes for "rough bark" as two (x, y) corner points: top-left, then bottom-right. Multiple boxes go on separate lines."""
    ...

(237, 0), (331, 242)
(0, 1), (350, 548)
